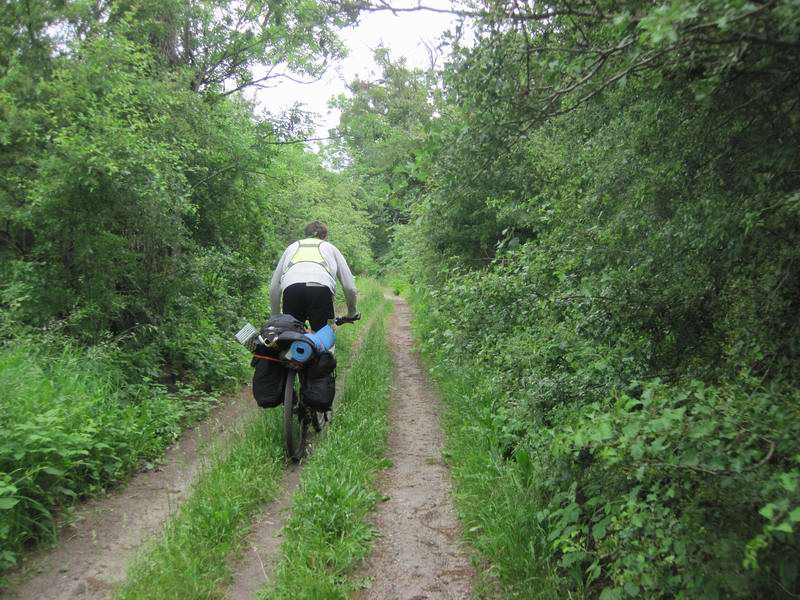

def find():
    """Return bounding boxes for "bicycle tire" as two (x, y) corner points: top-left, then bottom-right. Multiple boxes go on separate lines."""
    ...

(283, 369), (306, 461)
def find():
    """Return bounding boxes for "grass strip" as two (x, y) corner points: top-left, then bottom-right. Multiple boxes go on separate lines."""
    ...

(113, 280), (385, 599)
(333, 278), (385, 367)
(258, 299), (393, 599)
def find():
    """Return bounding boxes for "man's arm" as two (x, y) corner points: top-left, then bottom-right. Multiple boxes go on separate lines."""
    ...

(269, 247), (290, 315)
(332, 247), (358, 316)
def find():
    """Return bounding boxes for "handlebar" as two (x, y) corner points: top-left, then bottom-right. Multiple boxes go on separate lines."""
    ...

(335, 313), (361, 326)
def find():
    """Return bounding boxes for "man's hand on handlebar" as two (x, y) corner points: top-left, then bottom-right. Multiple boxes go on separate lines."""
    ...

(335, 313), (361, 326)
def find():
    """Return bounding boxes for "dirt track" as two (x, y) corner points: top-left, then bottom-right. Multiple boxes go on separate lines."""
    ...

(223, 314), (374, 599)
(4, 302), (475, 599)
(3, 388), (255, 600)
(357, 298), (474, 599)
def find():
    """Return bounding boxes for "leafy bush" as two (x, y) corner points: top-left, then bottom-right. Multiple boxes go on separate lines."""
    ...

(411, 259), (800, 597)
(0, 337), (215, 576)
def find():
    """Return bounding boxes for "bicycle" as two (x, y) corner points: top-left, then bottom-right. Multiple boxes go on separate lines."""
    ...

(280, 314), (361, 461)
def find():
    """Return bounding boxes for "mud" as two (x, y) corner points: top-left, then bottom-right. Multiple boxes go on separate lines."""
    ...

(358, 298), (474, 599)
(3, 387), (256, 600)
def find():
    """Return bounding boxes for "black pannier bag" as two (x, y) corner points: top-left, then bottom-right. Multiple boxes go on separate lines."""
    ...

(250, 314), (305, 408)
(252, 358), (285, 408)
(301, 351), (336, 411)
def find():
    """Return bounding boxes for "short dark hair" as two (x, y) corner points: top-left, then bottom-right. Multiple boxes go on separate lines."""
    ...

(304, 221), (328, 239)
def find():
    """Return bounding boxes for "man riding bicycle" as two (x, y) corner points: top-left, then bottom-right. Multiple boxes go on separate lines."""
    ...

(269, 220), (358, 332)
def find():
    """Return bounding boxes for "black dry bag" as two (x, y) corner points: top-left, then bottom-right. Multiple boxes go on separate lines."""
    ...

(301, 351), (336, 411)
(252, 358), (285, 408)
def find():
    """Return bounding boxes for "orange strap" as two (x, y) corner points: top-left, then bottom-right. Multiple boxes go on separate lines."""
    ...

(252, 353), (303, 370)
(252, 353), (283, 364)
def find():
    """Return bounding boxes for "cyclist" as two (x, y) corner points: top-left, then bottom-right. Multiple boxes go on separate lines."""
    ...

(269, 221), (358, 331)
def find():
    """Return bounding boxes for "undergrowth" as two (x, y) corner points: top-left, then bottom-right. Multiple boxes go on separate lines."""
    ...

(0, 338), (220, 581)
(408, 278), (800, 599)
(410, 341), (564, 598)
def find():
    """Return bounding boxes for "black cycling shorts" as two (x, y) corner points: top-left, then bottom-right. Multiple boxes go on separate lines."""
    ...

(281, 283), (334, 331)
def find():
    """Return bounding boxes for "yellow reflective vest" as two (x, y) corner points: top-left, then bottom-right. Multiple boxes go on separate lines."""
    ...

(284, 238), (332, 274)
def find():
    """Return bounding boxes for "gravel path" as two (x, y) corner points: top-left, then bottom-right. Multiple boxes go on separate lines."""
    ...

(357, 297), (474, 599)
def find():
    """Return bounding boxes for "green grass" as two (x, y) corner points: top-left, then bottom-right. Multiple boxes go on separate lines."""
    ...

(115, 410), (285, 599)
(426, 366), (564, 599)
(113, 279), (387, 599)
(333, 278), (385, 366)
(0, 339), (215, 581)
(257, 299), (394, 599)
(407, 295), (564, 600)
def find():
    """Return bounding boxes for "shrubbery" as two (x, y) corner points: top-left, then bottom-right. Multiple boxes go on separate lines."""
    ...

(0, 337), (219, 574)
(411, 252), (800, 597)
(340, 1), (800, 595)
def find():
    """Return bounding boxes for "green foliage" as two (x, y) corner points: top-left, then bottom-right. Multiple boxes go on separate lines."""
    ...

(0, 0), (375, 581)
(266, 146), (376, 274)
(0, 337), (217, 576)
(413, 277), (800, 597)
(331, 49), (437, 259)
(362, 0), (800, 596)
(536, 380), (800, 597)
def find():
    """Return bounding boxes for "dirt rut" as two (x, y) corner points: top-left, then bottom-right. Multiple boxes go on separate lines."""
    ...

(3, 387), (255, 600)
(358, 298), (473, 599)
(223, 463), (302, 600)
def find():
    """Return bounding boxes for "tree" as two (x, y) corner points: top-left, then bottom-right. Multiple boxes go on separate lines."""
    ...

(331, 48), (437, 258)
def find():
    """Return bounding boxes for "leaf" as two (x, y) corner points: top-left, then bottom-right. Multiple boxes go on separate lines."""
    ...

(779, 473), (798, 493)
(772, 522), (793, 534)
(595, 421), (613, 442)
(592, 517), (611, 539)
(599, 587), (622, 600)
(623, 582), (640, 597)
(630, 442), (645, 460)
(0, 498), (20, 510)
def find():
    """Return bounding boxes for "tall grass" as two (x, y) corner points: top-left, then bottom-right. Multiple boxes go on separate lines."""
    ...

(0, 339), (209, 579)
(259, 301), (393, 599)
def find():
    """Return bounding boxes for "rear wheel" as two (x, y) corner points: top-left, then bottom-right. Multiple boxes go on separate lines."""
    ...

(283, 370), (306, 461)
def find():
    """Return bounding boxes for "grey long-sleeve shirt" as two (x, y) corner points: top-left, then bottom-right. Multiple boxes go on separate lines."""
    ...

(269, 240), (358, 316)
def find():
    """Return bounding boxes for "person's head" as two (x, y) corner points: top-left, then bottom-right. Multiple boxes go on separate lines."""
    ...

(304, 221), (328, 240)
